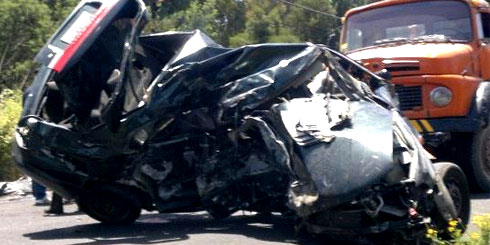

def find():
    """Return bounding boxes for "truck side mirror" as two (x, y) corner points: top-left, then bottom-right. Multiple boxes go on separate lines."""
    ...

(327, 33), (338, 50)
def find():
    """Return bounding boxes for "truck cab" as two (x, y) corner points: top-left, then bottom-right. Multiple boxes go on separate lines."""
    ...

(341, 0), (490, 192)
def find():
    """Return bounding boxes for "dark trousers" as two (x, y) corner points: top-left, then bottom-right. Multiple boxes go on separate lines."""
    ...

(32, 181), (46, 200)
(47, 193), (64, 214)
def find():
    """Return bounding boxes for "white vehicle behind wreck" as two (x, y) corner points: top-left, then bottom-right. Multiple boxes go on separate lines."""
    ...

(12, 0), (470, 243)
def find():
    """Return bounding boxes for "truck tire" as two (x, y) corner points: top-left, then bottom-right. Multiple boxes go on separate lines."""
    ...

(471, 126), (490, 192)
(433, 162), (470, 226)
(78, 186), (142, 225)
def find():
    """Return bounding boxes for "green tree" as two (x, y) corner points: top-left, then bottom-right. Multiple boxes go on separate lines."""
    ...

(243, 3), (273, 43)
(0, 89), (22, 181)
(42, 0), (79, 24)
(229, 0), (300, 46)
(146, 0), (247, 46)
(284, 0), (340, 44)
(0, 0), (53, 90)
(146, 0), (193, 17)
(214, 0), (247, 45)
(144, 0), (380, 48)
(145, 0), (218, 38)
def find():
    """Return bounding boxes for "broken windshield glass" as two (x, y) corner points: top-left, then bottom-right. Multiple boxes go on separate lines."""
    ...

(343, 0), (472, 51)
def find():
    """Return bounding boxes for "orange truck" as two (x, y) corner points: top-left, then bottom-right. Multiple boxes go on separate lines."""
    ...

(340, 0), (490, 192)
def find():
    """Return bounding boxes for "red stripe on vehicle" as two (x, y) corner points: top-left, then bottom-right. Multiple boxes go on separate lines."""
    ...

(52, 2), (117, 72)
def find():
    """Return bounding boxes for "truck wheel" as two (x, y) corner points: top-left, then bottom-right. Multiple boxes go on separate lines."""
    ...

(433, 162), (470, 226)
(471, 126), (490, 192)
(78, 187), (142, 225)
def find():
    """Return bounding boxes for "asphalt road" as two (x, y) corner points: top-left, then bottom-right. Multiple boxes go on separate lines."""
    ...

(1, 193), (490, 245)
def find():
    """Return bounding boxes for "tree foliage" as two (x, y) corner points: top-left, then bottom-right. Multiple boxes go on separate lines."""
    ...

(0, 0), (51, 90)
(148, 0), (344, 47)
(0, 0), (77, 92)
(0, 89), (22, 181)
(42, 0), (79, 24)
(145, 0), (379, 47)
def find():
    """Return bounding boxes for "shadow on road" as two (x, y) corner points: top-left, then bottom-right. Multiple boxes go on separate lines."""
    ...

(24, 212), (322, 245)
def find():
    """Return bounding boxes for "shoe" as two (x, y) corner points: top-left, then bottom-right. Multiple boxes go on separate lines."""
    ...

(34, 197), (50, 206)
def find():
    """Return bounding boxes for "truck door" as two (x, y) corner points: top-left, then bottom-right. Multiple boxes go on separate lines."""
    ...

(477, 11), (490, 79)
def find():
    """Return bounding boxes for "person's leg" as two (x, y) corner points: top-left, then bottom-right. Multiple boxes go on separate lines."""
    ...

(32, 181), (49, 205)
(32, 181), (46, 200)
(45, 193), (63, 214)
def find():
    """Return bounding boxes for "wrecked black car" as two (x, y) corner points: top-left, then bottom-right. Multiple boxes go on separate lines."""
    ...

(13, 0), (470, 243)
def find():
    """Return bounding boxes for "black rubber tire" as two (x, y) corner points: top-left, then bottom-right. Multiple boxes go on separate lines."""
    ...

(470, 126), (490, 192)
(78, 187), (142, 225)
(433, 162), (471, 226)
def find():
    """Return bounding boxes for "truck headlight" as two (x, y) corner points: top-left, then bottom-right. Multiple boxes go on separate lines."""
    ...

(430, 87), (452, 107)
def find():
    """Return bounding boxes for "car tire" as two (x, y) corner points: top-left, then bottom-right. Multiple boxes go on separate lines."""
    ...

(78, 186), (142, 225)
(433, 162), (471, 226)
(470, 126), (490, 192)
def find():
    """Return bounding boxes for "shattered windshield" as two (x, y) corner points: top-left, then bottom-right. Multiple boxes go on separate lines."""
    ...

(342, 0), (472, 52)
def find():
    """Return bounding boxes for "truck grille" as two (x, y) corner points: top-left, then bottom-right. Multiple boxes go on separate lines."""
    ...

(394, 85), (422, 111)
(386, 66), (419, 72)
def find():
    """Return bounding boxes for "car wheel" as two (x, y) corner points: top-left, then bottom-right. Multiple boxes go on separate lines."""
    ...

(433, 162), (471, 226)
(471, 126), (490, 192)
(78, 187), (142, 225)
